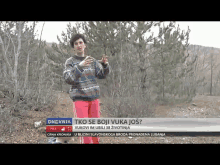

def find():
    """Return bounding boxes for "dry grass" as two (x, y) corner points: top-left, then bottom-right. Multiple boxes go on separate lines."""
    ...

(1, 92), (220, 144)
(101, 96), (155, 118)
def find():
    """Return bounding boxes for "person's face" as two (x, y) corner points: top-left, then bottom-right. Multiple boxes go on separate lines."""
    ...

(73, 38), (86, 54)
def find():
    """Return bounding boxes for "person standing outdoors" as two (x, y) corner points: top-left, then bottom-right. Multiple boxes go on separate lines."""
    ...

(63, 34), (110, 144)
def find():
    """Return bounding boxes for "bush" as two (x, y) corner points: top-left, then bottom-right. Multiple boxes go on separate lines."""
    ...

(0, 107), (17, 136)
(102, 96), (155, 118)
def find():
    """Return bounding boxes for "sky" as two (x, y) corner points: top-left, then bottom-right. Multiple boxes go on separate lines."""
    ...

(32, 21), (220, 49)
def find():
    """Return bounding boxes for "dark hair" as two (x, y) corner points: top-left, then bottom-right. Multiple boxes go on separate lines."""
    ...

(70, 34), (87, 48)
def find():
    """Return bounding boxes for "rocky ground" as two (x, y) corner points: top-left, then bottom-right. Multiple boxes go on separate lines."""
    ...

(1, 92), (220, 144)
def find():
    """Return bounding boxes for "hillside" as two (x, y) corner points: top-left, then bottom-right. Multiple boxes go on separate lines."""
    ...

(1, 41), (220, 143)
(1, 91), (220, 144)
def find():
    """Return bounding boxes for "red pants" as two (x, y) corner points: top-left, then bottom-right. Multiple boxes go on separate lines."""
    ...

(73, 99), (100, 144)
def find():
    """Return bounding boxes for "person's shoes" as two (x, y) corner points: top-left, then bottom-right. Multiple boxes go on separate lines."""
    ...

(48, 137), (62, 144)
(63, 140), (68, 144)
(48, 137), (56, 144)
(54, 141), (63, 144)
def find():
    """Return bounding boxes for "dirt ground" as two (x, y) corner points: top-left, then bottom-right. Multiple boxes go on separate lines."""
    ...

(1, 92), (220, 144)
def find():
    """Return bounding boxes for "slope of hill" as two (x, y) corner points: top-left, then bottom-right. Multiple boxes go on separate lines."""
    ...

(1, 91), (220, 144)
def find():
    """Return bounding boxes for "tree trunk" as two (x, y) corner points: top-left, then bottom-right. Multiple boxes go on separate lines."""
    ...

(162, 69), (165, 99)
(37, 22), (45, 103)
(24, 41), (30, 97)
(24, 22), (36, 97)
(210, 64), (212, 96)
(119, 22), (122, 89)
(161, 49), (165, 99)
(0, 36), (13, 82)
(60, 77), (63, 92)
(210, 52), (213, 96)
(13, 22), (22, 103)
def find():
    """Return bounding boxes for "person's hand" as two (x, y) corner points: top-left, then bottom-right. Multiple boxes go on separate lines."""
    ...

(79, 56), (94, 67)
(98, 55), (109, 64)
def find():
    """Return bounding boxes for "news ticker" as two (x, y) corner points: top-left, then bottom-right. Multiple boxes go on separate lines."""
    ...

(46, 118), (220, 132)
(46, 132), (220, 137)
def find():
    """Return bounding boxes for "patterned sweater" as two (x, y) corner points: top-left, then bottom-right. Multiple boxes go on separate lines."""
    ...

(63, 54), (110, 101)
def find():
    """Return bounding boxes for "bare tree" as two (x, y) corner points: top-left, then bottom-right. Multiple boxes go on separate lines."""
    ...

(206, 48), (220, 95)
(0, 21), (57, 112)
(0, 22), (24, 103)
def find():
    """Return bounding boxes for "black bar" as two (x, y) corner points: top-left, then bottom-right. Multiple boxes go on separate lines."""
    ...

(46, 132), (220, 137)
(164, 132), (220, 137)
(46, 132), (72, 137)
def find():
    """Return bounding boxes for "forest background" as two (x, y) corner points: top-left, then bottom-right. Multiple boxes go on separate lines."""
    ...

(1, 21), (220, 124)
